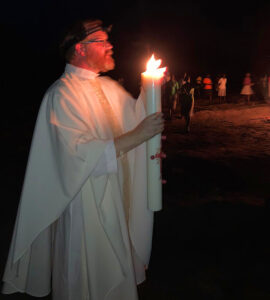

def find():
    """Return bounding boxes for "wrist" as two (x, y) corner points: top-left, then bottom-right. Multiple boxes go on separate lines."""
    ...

(132, 125), (145, 145)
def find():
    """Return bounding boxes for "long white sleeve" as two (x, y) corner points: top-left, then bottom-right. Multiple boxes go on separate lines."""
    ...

(91, 140), (117, 177)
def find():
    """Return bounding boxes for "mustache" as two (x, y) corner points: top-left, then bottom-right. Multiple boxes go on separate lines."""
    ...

(106, 50), (113, 56)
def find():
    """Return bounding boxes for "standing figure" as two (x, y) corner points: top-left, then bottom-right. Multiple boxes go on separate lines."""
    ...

(162, 72), (173, 119)
(179, 75), (195, 133)
(203, 74), (213, 104)
(241, 73), (254, 104)
(2, 19), (164, 300)
(267, 75), (270, 99)
(171, 74), (180, 116)
(195, 74), (203, 98)
(258, 74), (268, 100)
(218, 74), (227, 103)
(179, 72), (188, 89)
(215, 74), (221, 96)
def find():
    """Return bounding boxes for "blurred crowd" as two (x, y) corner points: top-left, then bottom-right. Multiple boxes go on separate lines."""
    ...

(162, 71), (270, 113)
(160, 71), (270, 132)
(117, 71), (270, 133)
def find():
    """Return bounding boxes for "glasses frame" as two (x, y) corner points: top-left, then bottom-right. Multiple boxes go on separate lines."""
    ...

(80, 39), (110, 47)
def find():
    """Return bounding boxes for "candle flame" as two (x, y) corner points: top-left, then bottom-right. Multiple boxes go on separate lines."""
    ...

(143, 54), (167, 79)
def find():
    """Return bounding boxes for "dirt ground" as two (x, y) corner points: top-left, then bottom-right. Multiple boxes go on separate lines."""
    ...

(1, 95), (270, 299)
(138, 96), (270, 300)
(163, 98), (270, 206)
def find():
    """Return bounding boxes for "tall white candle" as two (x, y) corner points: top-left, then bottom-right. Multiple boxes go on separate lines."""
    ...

(142, 54), (166, 211)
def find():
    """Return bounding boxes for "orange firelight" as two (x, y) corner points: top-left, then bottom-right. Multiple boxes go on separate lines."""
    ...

(142, 54), (167, 79)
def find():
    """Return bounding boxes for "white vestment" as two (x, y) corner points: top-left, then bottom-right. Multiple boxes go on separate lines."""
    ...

(2, 64), (153, 300)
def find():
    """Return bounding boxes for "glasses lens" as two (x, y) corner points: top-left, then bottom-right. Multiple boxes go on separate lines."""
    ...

(81, 39), (111, 48)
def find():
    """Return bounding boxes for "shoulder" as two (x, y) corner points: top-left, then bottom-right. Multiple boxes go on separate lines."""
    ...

(47, 73), (82, 98)
(44, 74), (87, 113)
(45, 79), (67, 102)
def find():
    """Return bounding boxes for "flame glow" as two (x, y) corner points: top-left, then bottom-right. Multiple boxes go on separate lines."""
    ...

(143, 54), (167, 79)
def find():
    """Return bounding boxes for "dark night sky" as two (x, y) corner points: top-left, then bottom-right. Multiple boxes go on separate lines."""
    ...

(1, 0), (270, 98)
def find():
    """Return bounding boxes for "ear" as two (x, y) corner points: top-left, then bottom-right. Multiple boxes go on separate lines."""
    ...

(75, 43), (86, 56)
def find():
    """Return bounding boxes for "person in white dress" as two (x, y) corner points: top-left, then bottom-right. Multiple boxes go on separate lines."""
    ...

(2, 19), (164, 300)
(241, 73), (254, 104)
(218, 74), (227, 103)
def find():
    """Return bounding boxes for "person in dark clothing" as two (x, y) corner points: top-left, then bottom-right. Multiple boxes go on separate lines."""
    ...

(179, 75), (194, 133)
(162, 73), (174, 120)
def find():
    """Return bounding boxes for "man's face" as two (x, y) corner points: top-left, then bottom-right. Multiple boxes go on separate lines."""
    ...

(81, 30), (115, 73)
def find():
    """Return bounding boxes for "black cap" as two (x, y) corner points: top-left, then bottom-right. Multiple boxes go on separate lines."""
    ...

(60, 19), (111, 58)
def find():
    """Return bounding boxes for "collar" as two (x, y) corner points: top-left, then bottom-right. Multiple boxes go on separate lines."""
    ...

(65, 63), (99, 79)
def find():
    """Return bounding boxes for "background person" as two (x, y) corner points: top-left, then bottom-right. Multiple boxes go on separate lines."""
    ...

(179, 75), (195, 133)
(195, 74), (203, 98)
(218, 74), (227, 103)
(171, 74), (180, 117)
(241, 72), (254, 104)
(162, 71), (173, 119)
(203, 74), (213, 104)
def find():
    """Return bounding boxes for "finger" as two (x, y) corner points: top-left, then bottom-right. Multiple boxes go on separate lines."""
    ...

(155, 112), (163, 118)
(146, 113), (158, 121)
(153, 114), (164, 122)
(154, 121), (164, 128)
(153, 116), (164, 124)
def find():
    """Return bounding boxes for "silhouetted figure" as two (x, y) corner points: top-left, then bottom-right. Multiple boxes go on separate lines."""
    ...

(195, 75), (203, 98)
(268, 75), (270, 100)
(179, 75), (194, 133)
(258, 74), (268, 101)
(171, 74), (180, 116)
(162, 72), (173, 119)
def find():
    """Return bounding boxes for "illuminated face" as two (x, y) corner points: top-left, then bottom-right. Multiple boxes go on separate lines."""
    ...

(81, 30), (115, 73)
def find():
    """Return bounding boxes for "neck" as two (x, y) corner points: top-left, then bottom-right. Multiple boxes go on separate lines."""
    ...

(69, 60), (100, 74)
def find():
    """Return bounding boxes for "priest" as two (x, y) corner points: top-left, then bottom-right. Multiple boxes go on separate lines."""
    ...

(2, 19), (164, 300)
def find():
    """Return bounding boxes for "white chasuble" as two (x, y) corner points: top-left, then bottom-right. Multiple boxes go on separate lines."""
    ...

(2, 64), (153, 300)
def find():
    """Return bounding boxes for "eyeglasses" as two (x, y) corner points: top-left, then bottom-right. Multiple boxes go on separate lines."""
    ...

(80, 39), (111, 47)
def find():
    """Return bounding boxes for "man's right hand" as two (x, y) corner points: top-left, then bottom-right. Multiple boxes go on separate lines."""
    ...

(134, 112), (164, 143)
(114, 112), (164, 157)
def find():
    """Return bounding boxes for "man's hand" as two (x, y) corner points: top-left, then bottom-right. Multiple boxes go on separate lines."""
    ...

(114, 112), (164, 157)
(134, 112), (164, 142)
